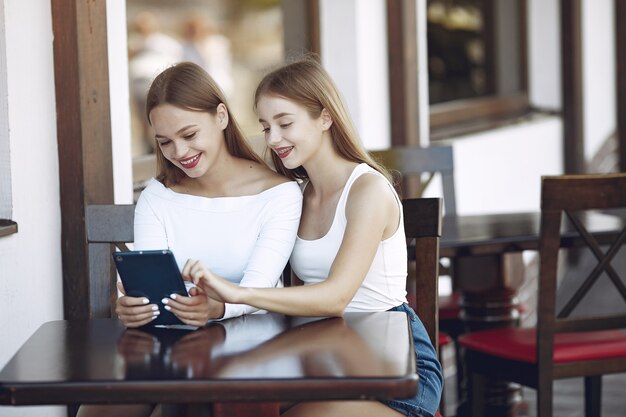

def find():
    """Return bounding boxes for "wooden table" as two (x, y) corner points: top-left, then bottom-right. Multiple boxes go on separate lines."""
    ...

(438, 210), (625, 416)
(440, 211), (625, 327)
(0, 312), (417, 417)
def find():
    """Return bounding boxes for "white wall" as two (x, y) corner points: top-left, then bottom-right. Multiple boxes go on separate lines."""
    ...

(0, 2), (132, 416)
(0, 1), (64, 416)
(320, 0), (390, 150)
(528, 0), (561, 109)
(582, 0), (616, 163)
(107, 1), (134, 204)
(438, 117), (564, 214)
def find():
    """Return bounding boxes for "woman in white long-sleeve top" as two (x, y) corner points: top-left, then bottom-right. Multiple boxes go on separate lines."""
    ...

(78, 61), (302, 417)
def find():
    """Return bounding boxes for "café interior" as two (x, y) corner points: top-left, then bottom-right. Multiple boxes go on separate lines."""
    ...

(0, 1), (625, 416)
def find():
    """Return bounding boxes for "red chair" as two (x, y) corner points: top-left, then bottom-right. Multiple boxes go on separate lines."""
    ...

(458, 173), (626, 417)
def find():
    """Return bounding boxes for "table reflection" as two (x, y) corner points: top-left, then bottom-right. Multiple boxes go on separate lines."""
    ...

(116, 313), (409, 381)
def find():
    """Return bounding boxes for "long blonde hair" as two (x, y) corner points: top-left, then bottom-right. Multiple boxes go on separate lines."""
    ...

(146, 62), (265, 186)
(254, 57), (391, 182)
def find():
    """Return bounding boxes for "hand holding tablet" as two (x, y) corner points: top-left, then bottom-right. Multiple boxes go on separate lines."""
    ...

(113, 250), (189, 326)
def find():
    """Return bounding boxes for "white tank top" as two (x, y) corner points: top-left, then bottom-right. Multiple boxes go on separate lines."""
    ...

(290, 163), (408, 312)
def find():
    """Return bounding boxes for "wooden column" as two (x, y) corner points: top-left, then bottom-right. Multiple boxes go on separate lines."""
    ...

(560, 0), (585, 174)
(616, 0), (626, 172)
(51, 0), (114, 320)
(282, 0), (320, 57)
(386, 0), (419, 147)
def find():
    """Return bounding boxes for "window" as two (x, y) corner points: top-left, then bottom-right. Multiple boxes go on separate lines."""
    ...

(427, 0), (530, 140)
(126, 0), (284, 198)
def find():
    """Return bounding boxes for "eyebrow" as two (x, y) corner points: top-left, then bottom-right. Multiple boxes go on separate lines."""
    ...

(154, 124), (198, 140)
(258, 112), (294, 123)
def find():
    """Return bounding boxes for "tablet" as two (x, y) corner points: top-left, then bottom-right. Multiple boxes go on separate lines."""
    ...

(113, 250), (189, 326)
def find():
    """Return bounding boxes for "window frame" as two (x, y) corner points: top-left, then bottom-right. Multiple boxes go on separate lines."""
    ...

(427, 0), (531, 141)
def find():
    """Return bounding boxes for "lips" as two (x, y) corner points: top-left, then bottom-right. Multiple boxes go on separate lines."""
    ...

(275, 146), (294, 159)
(179, 154), (201, 169)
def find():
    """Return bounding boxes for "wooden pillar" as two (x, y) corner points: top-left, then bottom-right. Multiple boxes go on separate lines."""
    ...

(51, 0), (114, 320)
(560, 0), (585, 174)
(282, 0), (320, 57)
(386, 0), (419, 147)
(616, 0), (626, 172)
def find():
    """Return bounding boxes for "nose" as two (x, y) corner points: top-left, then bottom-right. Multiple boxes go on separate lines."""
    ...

(265, 127), (281, 146)
(172, 141), (187, 159)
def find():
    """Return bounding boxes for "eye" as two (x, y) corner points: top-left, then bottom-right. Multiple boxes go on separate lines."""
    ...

(260, 125), (270, 134)
(157, 139), (171, 146)
(183, 132), (197, 140)
(280, 122), (293, 129)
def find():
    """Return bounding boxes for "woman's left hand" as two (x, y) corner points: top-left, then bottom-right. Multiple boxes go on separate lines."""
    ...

(162, 285), (225, 326)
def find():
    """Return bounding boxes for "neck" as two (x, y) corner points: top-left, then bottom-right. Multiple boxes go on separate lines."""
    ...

(303, 147), (359, 198)
(181, 151), (242, 196)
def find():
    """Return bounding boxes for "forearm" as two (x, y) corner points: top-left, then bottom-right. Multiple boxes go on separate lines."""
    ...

(238, 282), (350, 317)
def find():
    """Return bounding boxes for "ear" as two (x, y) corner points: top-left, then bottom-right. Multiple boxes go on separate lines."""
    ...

(320, 108), (333, 131)
(216, 103), (229, 130)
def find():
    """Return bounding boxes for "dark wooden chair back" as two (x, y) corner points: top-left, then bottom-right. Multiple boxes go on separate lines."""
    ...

(403, 197), (443, 350)
(458, 174), (626, 417)
(538, 174), (626, 368)
(372, 145), (456, 216)
(85, 204), (135, 318)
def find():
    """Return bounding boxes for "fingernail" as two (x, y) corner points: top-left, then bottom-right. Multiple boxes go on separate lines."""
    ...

(161, 298), (169, 305)
(151, 305), (159, 311)
(153, 310), (160, 316)
(151, 315), (158, 320)
(164, 305), (171, 311)
(142, 298), (149, 304)
(170, 294), (177, 300)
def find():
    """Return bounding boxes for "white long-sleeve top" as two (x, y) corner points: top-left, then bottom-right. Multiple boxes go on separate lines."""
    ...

(134, 178), (303, 320)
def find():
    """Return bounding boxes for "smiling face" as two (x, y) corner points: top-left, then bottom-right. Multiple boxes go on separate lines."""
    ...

(256, 94), (331, 170)
(149, 103), (228, 180)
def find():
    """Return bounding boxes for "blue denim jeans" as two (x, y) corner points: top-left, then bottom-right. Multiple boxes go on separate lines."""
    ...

(383, 303), (444, 417)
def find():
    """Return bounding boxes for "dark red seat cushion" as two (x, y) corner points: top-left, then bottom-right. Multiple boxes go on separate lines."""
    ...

(459, 327), (626, 363)
(439, 331), (452, 347)
(439, 292), (527, 321)
(439, 292), (461, 321)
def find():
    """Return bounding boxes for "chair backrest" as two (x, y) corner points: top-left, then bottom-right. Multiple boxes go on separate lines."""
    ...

(85, 204), (135, 318)
(537, 174), (626, 365)
(372, 145), (456, 216)
(403, 197), (443, 350)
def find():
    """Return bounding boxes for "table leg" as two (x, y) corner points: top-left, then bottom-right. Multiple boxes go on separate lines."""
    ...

(453, 253), (526, 417)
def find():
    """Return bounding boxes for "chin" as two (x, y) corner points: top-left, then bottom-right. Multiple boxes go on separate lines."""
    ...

(281, 159), (301, 170)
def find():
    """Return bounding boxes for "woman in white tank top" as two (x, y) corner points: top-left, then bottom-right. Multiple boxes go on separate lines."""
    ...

(186, 57), (443, 417)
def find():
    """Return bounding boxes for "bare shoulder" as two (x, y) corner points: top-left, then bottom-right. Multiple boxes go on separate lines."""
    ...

(236, 160), (293, 194)
(346, 172), (397, 213)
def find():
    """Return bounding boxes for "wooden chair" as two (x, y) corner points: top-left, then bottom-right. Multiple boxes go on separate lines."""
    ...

(85, 204), (135, 318)
(403, 197), (443, 349)
(372, 145), (457, 306)
(372, 145), (456, 216)
(403, 198), (446, 416)
(373, 146), (462, 406)
(458, 173), (626, 417)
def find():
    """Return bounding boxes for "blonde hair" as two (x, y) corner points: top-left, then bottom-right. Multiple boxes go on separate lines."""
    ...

(254, 57), (391, 182)
(146, 62), (265, 186)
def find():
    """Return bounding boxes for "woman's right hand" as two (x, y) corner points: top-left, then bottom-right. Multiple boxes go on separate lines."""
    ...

(182, 259), (244, 305)
(115, 281), (160, 328)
